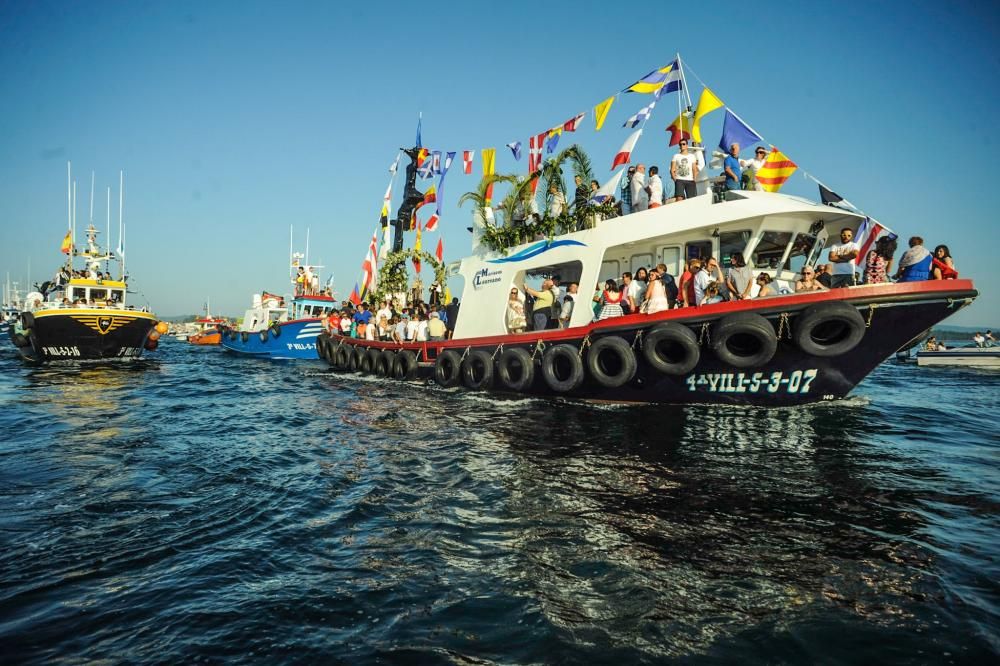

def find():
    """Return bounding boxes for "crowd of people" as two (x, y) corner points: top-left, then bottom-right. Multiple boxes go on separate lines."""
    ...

(325, 294), (460, 342)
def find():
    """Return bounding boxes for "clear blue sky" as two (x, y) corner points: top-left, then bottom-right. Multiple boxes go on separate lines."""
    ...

(1, 1), (997, 326)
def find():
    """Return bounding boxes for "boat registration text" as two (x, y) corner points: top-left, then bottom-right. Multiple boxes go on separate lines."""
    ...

(685, 369), (819, 394)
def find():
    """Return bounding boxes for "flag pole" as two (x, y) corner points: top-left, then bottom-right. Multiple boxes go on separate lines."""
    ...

(676, 53), (693, 112)
(72, 180), (76, 270)
(106, 186), (111, 273)
(119, 170), (125, 280)
(66, 162), (72, 270)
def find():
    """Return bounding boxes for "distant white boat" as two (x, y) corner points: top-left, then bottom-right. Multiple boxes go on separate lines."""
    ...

(916, 347), (1000, 368)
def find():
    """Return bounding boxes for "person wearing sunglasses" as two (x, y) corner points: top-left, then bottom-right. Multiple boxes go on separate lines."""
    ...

(795, 266), (827, 292)
(747, 147), (769, 191)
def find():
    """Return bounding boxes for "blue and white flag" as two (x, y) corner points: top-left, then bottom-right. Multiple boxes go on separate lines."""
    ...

(506, 141), (522, 161)
(590, 168), (626, 204)
(623, 100), (657, 128)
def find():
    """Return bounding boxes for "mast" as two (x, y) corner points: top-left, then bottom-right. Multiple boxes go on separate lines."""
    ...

(676, 52), (693, 113)
(106, 186), (111, 273)
(118, 171), (125, 280)
(289, 224), (293, 280)
(89, 171), (95, 226)
(72, 180), (77, 271)
(305, 227), (310, 267)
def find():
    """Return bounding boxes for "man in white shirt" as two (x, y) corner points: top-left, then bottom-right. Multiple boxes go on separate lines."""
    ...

(693, 256), (720, 305)
(828, 227), (860, 288)
(630, 164), (648, 212)
(376, 299), (392, 324)
(647, 166), (664, 208)
(670, 139), (699, 202)
(559, 283), (578, 328)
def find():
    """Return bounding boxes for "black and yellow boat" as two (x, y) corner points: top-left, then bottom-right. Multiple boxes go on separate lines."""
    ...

(9, 221), (165, 363)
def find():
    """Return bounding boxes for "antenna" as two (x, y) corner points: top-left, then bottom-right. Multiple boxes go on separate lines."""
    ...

(72, 180), (77, 269)
(89, 171), (95, 225)
(66, 162), (71, 231)
(106, 186), (111, 273)
(289, 224), (293, 278)
(119, 171), (125, 280)
(305, 227), (310, 266)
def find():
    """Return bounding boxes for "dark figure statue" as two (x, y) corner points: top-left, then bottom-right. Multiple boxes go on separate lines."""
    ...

(393, 146), (425, 253)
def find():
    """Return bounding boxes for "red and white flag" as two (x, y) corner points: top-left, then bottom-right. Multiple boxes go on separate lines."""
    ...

(611, 129), (643, 170)
(855, 217), (896, 260)
(425, 213), (439, 232)
(435, 238), (443, 262)
(562, 112), (585, 132)
(462, 150), (473, 174)
(528, 132), (547, 173)
(360, 229), (379, 295)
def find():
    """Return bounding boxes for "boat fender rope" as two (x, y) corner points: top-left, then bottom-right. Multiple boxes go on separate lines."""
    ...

(697, 322), (711, 346)
(632, 329), (644, 350)
(491, 344), (504, 361)
(866, 304), (877, 328)
(461, 346), (471, 361)
(776, 312), (792, 340)
(530, 339), (546, 361)
(577, 334), (591, 358)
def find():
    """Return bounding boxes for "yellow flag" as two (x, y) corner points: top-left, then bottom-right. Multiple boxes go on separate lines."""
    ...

(594, 96), (615, 131)
(60, 230), (72, 254)
(482, 148), (495, 176)
(691, 87), (724, 143)
(444, 286), (452, 303)
(756, 148), (798, 192)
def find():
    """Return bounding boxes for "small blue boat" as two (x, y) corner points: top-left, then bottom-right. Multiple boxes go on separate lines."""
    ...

(219, 294), (334, 360)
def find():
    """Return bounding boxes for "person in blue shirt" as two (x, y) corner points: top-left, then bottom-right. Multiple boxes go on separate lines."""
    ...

(724, 143), (742, 191)
(352, 302), (372, 325)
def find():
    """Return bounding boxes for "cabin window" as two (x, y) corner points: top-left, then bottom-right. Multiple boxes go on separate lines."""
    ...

(751, 230), (793, 269)
(516, 260), (583, 332)
(719, 229), (752, 265)
(784, 232), (819, 273)
(110, 290), (124, 302)
(685, 240), (712, 262)
(91, 289), (108, 301)
(599, 260), (620, 285)
(630, 254), (653, 275)
(71, 287), (87, 301)
(659, 246), (682, 277)
(806, 236), (827, 270)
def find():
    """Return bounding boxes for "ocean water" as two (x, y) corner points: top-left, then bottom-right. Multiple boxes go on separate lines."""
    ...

(0, 338), (997, 664)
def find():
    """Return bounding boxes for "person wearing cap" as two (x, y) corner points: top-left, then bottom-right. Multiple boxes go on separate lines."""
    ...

(427, 311), (447, 340)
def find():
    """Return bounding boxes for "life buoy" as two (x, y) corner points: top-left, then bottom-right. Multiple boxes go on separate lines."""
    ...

(642, 323), (700, 375)
(434, 350), (462, 388)
(241, 331), (249, 344)
(392, 350), (419, 380)
(711, 312), (777, 368)
(270, 324), (281, 338)
(586, 336), (637, 388)
(259, 329), (269, 343)
(794, 302), (866, 357)
(496, 347), (535, 392)
(541, 344), (585, 393)
(349, 346), (365, 372)
(361, 348), (380, 374)
(376, 350), (395, 377)
(461, 350), (494, 390)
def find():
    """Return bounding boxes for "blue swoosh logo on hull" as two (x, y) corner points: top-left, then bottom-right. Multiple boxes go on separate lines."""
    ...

(487, 239), (587, 264)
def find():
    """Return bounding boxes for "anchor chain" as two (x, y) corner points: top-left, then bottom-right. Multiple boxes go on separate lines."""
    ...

(697, 321), (711, 346)
(491, 344), (504, 361)
(776, 312), (792, 340)
(632, 329), (644, 350)
(866, 304), (878, 328)
(530, 339), (546, 361)
(577, 334), (592, 358)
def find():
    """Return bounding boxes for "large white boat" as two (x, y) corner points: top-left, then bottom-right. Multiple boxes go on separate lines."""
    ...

(916, 346), (999, 368)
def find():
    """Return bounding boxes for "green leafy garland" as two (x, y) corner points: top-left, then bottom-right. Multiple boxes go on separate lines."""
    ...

(373, 249), (447, 303)
(479, 201), (619, 254)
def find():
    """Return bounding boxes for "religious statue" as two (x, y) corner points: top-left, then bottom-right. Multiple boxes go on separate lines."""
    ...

(393, 147), (425, 253)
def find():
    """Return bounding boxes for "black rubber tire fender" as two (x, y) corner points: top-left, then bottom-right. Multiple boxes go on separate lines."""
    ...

(334, 344), (352, 371)
(711, 312), (777, 368)
(642, 323), (700, 375)
(586, 336), (637, 388)
(496, 347), (535, 392)
(461, 350), (494, 390)
(20, 312), (34, 330)
(349, 346), (365, 372)
(433, 350), (462, 388)
(541, 343), (585, 393)
(794, 301), (866, 357)
(376, 350), (395, 377)
(392, 350), (419, 380)
(11, 332), (29, 348)
(259, 330), (269, 343)
(316, 334), (331, 361)
(361, 348), (380, 374)
(270, 324), (281, 338)
(241, 331), (249, 344)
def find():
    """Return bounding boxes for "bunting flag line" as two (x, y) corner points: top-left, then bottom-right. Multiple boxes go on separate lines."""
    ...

(412, 222), (422, 274)
(60, 230), (72, 254)
(416, 147), (429, 167)
(435, 151), (456, 216)
(665, 112), (693, 146)
(528, 132), (546, 173)
(506, 141), (522, 160)
(421, 184), (437, 206)
(594, 96), (615, 131)
(624, 99), (657, 128)
(691, 88), (724, 143)
(718, 108), (763, 153)
(546, 128), (562, 153)
(431, 151), (442, 175)
(462, 150), (473, 174)
(756, 148), (798, 192)
(482, 148), (496, 205)
(855, 217), (897, 260)
(612, 129), (643, 170)
(425, 213), (439, 232)
(435, 237), (443, 263)
(626, 59), (682, 95)
(389, 153), (401, 175)
(819, 183), (845, 207)
(562, 112), (585, 132)
(590, 168), (626, 204)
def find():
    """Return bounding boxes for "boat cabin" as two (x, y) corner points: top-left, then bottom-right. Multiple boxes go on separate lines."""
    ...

(452, 189), (865, 339)
(65, 278), (128, 307)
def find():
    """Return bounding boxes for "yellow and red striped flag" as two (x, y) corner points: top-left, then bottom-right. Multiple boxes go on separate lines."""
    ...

(757, 148), (798, 192)
(60, 230), (72, 254)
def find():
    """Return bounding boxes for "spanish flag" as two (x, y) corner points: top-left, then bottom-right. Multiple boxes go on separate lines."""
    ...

(756, 148), (798, 192)
(60, 230), (72, 254)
